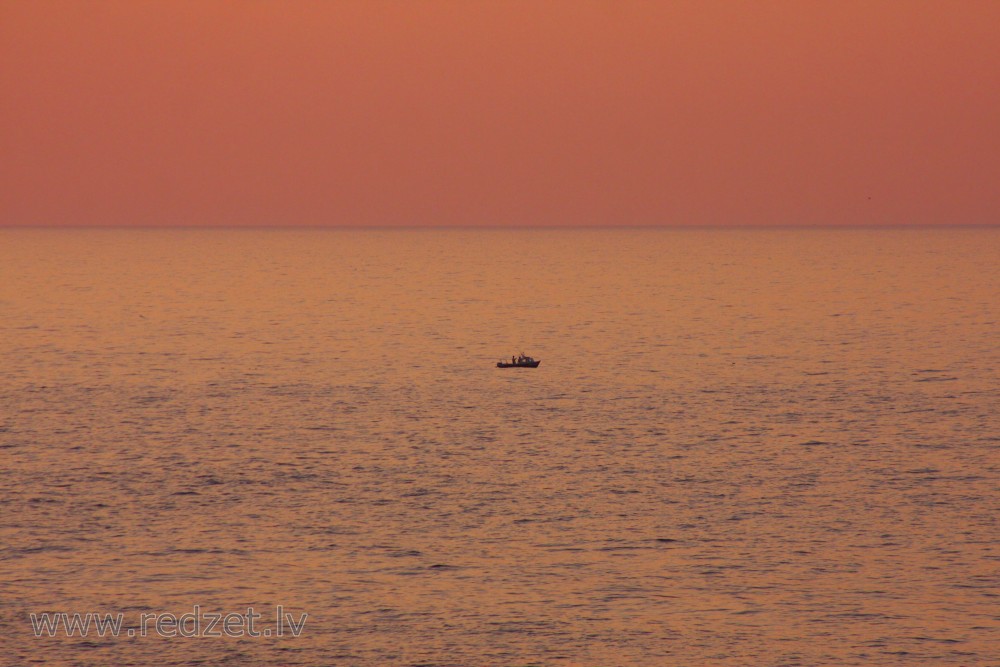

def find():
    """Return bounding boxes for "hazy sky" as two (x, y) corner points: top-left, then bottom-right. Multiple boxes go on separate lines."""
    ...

(2, 1), (998, 226)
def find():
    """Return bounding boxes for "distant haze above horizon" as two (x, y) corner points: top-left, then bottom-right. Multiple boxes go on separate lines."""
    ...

(2, 1), (999, 227)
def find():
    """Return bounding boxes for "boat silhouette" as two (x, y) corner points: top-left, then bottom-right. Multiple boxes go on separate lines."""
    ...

(497, 354), (541, 368)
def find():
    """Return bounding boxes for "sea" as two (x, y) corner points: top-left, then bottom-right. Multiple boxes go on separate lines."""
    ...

(1, 228), (997, 666)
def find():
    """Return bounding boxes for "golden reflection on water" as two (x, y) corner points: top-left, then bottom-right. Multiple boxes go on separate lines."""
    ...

(1, 229), (998, 665)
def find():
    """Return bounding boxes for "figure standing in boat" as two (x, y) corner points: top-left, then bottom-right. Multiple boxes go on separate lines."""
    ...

(497, 353), (541, 368)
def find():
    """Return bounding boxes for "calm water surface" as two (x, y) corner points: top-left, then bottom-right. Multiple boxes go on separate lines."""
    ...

(1, 229), (998, 666)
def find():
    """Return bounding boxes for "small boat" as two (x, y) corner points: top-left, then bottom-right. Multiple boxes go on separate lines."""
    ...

(497, 354), (541, 368)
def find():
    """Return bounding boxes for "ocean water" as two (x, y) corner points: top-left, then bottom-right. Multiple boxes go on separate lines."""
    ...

(0, 228), (997, 666)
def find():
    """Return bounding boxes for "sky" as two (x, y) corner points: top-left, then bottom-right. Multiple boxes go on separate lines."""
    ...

(1, 0), (999, 227)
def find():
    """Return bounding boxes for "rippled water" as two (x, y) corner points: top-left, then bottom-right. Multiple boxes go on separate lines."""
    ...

(1, 228), (998, 666)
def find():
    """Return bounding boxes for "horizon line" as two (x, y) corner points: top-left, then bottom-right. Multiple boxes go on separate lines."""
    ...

(1, 223), (998, 231)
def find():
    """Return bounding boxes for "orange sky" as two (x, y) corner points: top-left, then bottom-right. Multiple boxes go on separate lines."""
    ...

(2, 1), (999, 226)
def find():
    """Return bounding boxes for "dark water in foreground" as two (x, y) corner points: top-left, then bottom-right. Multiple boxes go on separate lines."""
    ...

(1, 228), (998, 665)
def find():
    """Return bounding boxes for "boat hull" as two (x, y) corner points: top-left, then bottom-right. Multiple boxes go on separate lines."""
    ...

(497, 361), (541, 368)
